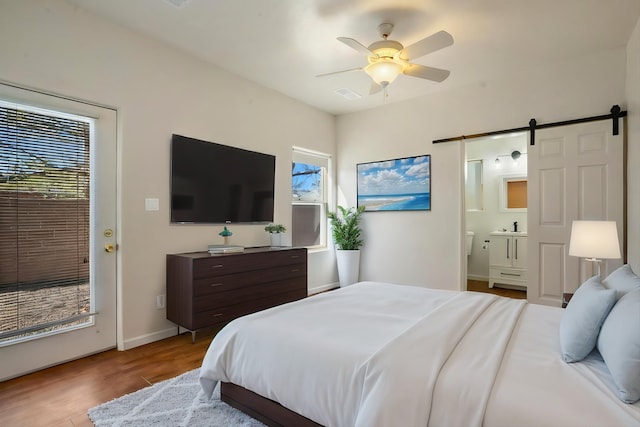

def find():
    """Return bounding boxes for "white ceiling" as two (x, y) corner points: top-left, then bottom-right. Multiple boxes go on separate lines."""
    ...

(63, 0), (640, 115)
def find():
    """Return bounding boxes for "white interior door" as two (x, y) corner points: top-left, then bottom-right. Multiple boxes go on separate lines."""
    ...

(0, 83), (117, 380)
(528, 120), (624, 306)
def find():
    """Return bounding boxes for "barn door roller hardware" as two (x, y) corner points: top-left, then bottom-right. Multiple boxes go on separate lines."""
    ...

(432, 105), (627, 145)
(528, 105), (625, 146)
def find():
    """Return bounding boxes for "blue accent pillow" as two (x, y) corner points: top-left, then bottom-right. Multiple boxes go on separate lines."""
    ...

(597, 288), (640, 403)
(559, 275), (616, 363)
(603, 264), (640, 301)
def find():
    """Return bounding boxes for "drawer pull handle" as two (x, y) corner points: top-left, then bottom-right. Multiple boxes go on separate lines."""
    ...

(500, 272), (521, 277)
(291, 269), (299, 272)
(209, 283), (223, 287)
(290, 255), (299, 259)
(211, 264), (224, 269)
(211, 313), (223, 317)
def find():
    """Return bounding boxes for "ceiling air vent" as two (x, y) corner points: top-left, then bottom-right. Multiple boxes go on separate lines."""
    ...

(334, 88), (361, 101)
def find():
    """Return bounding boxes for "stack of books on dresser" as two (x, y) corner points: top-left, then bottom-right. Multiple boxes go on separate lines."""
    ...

(208, 244), (245, 254)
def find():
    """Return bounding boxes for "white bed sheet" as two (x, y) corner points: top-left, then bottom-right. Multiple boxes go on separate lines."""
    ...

(485, 303), (640, 427)
(200, 281), (459, 426)
(200, 281), (640, 427)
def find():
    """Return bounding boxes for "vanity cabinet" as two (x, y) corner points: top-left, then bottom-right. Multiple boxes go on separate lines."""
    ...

(489, 232), (527, 289)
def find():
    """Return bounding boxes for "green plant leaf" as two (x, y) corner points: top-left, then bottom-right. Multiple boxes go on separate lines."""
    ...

(328, 205), (365, 250)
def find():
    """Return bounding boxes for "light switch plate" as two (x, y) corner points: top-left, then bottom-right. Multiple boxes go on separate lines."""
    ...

(145, 198), (159, 211)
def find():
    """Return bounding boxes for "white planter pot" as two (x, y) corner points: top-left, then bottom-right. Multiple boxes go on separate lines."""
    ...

(336, 249), (360, 287)
(270, 232), (282, 247)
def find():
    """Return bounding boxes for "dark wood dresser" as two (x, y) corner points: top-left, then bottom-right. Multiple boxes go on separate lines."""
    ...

(166, 246), (307, 341)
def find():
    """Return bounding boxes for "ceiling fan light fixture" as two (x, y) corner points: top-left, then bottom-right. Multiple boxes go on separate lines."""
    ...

(368, 40), (403, 57)
(365, 59), (403, 86)
(330, 25), (454, 93)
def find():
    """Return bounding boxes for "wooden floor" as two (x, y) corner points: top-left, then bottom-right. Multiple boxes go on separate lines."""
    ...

(0, 329), (218, 427)
(467, 279), (527, 299)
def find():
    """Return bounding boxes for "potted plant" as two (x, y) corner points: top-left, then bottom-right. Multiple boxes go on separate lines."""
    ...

(264, 224), (287, 247)
(328, 205), (365, 287)
(218, 226), (233, 245)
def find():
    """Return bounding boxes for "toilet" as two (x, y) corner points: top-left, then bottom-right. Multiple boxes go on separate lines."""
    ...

(466, 231), (474, 255)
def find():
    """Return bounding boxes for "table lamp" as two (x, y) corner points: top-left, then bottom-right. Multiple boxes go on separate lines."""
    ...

(568, 220), (621, 277)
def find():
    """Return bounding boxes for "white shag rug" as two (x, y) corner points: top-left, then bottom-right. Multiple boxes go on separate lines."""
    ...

(88, 368), (265, 426)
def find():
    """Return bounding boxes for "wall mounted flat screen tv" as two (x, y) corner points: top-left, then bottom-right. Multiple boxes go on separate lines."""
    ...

(170, 134), (275, 224)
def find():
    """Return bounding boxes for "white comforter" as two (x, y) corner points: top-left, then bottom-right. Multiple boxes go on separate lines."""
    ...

(200, 281), (640, 427)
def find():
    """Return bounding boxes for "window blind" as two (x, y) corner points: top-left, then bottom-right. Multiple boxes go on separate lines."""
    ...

(0, 102), (92, 342)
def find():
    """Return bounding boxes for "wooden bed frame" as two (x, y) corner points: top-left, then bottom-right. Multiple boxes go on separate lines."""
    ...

(221, 382), (323, 427)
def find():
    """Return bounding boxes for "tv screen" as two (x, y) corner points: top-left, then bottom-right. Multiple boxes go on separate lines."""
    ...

(170, 134), (275, 224)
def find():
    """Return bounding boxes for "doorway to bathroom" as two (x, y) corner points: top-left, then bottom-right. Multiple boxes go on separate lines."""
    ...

(464, 133), (528, 300)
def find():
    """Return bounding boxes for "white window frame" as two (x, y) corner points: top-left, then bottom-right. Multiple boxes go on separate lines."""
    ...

(292, 147), (330, 250)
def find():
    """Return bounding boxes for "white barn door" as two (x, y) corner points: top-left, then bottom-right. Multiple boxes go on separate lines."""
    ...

(528, 120), (624, 306)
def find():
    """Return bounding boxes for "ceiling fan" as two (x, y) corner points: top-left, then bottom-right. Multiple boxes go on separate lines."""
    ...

(319, 23), (454, 94)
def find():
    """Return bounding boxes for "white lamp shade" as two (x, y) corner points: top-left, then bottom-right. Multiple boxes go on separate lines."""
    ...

(569, 220), (621, 259)
(364, 60), (403, 85)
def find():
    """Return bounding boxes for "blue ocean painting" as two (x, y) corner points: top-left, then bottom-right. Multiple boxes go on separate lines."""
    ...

(357, 155), (431, 212)
(358, 193), (430, 211)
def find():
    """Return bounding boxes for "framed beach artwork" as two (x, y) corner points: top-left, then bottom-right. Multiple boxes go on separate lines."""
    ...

(357, 154), (431, 211)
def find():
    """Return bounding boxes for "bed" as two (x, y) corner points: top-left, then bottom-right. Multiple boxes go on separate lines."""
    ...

(199, 280), (640, 426)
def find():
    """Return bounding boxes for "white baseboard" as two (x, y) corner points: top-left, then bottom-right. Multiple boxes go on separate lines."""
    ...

(309, 282), (339, 295)
(122, 327), (177, 350)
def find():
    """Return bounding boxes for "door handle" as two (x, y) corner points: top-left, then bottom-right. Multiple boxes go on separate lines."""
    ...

(104, 244), (115, 253)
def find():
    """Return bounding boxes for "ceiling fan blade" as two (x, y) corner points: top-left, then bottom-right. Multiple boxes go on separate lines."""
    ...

(369, 82), (383, 95)
(400, 30), (453, 60)
(337, 37), (377, 56)
(403, 63), (450, 82)
(315, 67), (363, 78)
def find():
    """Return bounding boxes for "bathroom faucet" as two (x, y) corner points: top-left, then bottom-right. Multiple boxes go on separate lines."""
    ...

(513, 221), (518, 232)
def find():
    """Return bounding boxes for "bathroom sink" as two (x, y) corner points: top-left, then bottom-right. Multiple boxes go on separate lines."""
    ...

(491, 230), (527, 235)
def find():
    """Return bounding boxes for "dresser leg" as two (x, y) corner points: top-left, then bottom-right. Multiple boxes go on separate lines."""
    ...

(191, 330), (196, 344)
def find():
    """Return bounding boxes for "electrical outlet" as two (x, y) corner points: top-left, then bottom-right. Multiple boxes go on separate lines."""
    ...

(156, 294), (166, 309)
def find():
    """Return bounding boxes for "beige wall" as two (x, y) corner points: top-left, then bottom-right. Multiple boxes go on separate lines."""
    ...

(626, 17), (640, 272)
(0, 0), (337, 349)
(337, 47), (630, 290)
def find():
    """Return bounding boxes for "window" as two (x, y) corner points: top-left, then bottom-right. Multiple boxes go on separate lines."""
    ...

(292, 147), (330, 248)
(0, 100), (93, 343)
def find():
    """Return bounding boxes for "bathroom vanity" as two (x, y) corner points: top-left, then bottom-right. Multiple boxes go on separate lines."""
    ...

(489, 231), (527, 289)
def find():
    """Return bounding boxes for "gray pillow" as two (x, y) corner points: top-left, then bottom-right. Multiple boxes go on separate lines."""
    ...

(597, 288), (640, 403)
(603, 264), (640, 301)
(559, 275), (616, 363)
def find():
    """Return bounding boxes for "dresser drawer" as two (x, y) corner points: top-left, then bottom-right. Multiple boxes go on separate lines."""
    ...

(192, 288), (305, 329)
(194, 277), (305, 312)
(193, 263), (306, 297)
(193, 249), (306, 278)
